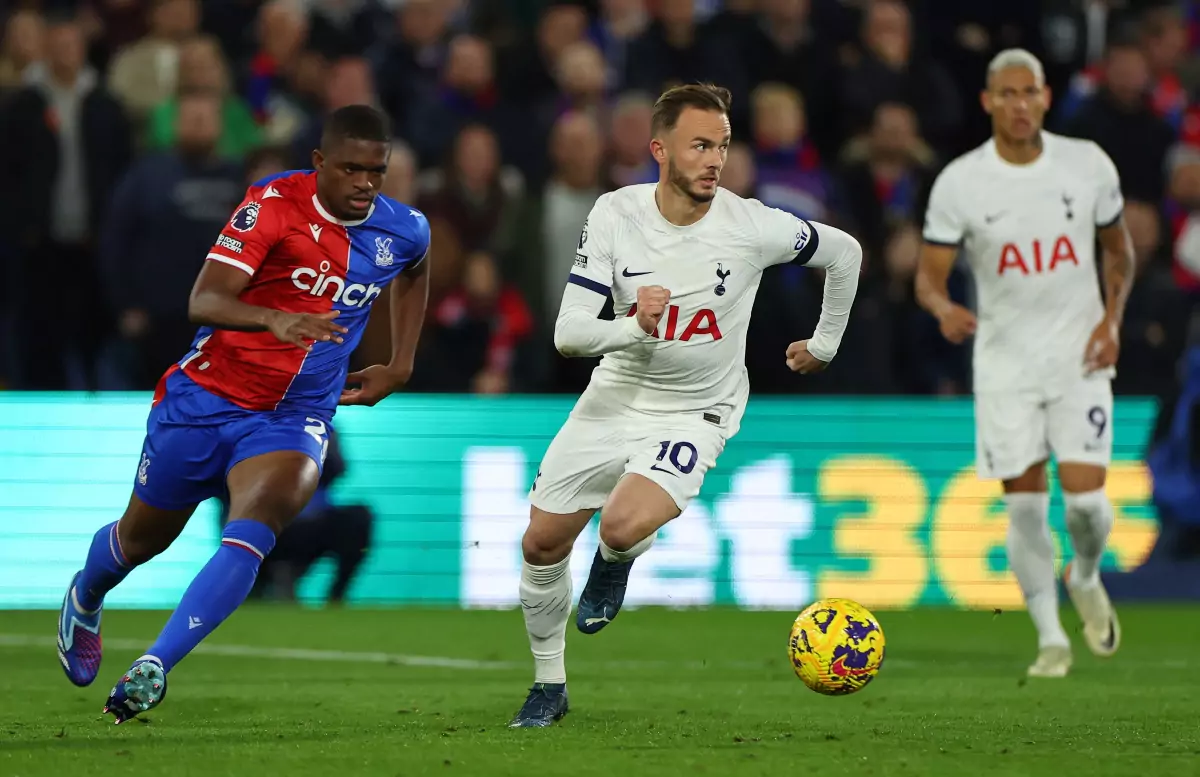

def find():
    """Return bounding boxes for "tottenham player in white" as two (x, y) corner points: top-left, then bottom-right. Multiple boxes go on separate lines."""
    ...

(916, 50), (1135, 679)
(508, 84), (862, 727)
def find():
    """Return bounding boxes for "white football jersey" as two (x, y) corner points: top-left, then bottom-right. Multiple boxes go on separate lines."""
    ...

(561, 183), (857, 435)
(923, 132), (1124, 392)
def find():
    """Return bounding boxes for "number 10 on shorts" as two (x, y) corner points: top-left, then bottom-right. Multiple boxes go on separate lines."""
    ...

(652, 440), (698, 476)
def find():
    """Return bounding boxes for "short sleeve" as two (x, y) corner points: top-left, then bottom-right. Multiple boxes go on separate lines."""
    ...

(755, 201), (821, 268)
(406, 208), (433, 268)
(566, 195), (617, 296)
(205, 191), (282, 277)
(1092, 144), (1124, 228)
(922, 167), (965, 246)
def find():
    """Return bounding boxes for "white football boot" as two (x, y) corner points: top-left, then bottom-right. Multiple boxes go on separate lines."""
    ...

(1027, 644), (1072, 678)
(1063, 561), (1121, 657)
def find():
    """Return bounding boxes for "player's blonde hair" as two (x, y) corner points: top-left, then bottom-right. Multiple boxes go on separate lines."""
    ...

(987, 48), (1045, 87)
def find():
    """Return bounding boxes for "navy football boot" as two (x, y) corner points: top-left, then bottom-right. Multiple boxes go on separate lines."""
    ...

(575, 549), (634, 634)
(508, 683), (569, 728)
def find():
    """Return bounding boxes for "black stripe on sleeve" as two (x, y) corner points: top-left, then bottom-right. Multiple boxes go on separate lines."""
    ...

(568, 273), (611, 296)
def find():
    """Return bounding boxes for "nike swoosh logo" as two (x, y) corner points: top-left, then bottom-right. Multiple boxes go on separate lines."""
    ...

(1102, 619), (1116, 650)
(984, 212), (1006, 224)
(649, 464), (678, 477)
(622, 268), (653, 277)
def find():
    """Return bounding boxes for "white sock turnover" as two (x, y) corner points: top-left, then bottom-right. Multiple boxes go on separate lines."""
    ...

(520, 556), (572, 684)
(1005, 492), (1070, 649)
(598, 533), (655, 563)
(1063, 488), (1114, 588)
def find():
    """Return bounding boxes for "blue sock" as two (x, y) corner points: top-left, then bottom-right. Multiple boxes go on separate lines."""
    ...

(141, 520), (276, 673)
(76, 522), (133, 611)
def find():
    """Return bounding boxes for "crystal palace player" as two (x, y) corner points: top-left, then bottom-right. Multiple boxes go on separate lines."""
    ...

(56, 105), (431, 722)
(917, 50), (1135, 678)
(509, 84), (863, 727)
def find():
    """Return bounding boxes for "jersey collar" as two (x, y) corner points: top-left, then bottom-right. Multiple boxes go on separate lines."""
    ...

(312, 194), (374, 227)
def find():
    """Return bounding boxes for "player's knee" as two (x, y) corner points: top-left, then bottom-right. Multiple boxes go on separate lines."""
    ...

(597, 512), (652, 553)
(521, 527), (573, 566)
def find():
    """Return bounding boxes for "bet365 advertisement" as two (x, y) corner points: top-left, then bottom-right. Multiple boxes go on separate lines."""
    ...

(0, 394), (1159, 611)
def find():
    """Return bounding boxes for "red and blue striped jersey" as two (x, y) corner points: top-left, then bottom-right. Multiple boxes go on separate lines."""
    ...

(177, 170), (429, 413)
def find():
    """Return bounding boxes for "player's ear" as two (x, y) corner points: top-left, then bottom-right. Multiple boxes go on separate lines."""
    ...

(980, 89), (993, 116)
(650, 137), (666, 164)
(1042, 84), (1053, 111)
(311, 149), (325, 172)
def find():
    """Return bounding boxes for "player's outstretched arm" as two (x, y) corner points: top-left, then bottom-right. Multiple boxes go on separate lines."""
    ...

(786, 224), (862, 372)
(188, 261), (348, 350)
(915, 242), (976, 344)
(340, 257), (429, 406)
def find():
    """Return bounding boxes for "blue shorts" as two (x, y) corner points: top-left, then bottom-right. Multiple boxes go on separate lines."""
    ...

(133, 369), (332, 511)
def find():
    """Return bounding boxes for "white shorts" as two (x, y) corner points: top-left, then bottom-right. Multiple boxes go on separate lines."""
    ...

(974, 378), (1114, 481)
(528, 408), (727, 515)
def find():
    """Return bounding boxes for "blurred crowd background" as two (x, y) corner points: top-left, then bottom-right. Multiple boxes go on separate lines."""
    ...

(1, 0), (1198, 401)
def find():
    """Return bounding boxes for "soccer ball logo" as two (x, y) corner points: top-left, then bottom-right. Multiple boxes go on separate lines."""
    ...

(789, 598), (885, 695)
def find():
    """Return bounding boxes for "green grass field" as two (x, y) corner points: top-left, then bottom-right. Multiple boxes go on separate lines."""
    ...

(2, 606), (1198, 776)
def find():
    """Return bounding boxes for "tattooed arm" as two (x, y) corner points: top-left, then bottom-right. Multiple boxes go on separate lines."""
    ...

(1085, 217), (1135, 372)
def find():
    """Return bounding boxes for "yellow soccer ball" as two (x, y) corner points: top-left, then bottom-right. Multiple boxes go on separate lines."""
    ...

(788, 598), (886, 695)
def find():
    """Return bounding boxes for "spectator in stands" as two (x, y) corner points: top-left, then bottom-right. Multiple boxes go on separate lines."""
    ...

(382, 138), (419, 204)
(371, 0), (451, 147)
(840, 0), (961, 150)
(99, 92), (242, 389)
(590, 0), (649, 90)
(421, 250), (535, 394)
(1064, 40), (1175, 206)
(243, 144), (290, 186)
(606, 91), (656, 187)
(751, 82), (837, 224)
(290, 55), (378, 167)
(1140, 4), (1191, 130)
(418, 122), (524, 256)
(1116, 200), (1190, 396)
(146, 34), (262, 160)
(105, 0), (199, 131)
(304, 0), (392, 60)
(500, 2), (589, 107)
(839, 101), (935, 268)
(720, 141), (758, 198)
(408, 34), (528, 171)
(0, 9), (44, 95)
(623, 0), (748, 127)
(245, 0), (313, 146)
(741, 0), (839, 158)
(0, 13), (132, 390)
(539, 111), (606, 329)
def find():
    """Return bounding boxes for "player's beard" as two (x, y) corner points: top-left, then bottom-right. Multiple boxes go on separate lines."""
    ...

(668, 158), (716, 204)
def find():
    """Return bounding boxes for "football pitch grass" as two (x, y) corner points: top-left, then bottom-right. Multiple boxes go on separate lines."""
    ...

(2, 606), (1198, 776)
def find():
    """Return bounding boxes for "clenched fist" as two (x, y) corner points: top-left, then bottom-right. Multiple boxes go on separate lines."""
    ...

(786, 340), (828, 374)
(636, 285), (671, 335)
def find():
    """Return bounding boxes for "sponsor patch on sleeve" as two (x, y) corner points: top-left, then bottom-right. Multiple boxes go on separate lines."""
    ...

(574, 252), (588, 269)
(216, 234), (244, 254)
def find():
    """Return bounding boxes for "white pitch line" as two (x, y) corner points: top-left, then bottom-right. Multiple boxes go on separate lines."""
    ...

(2, 633), (1186, 673)
(0, 633), (516, 671)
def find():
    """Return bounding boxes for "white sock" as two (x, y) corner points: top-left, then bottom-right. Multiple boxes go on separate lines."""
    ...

(598, 533), (655, 563)
(520, 557), (572, 684)
(1063, 488), (1114, 588)
(1005, 492), (1069, 649)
